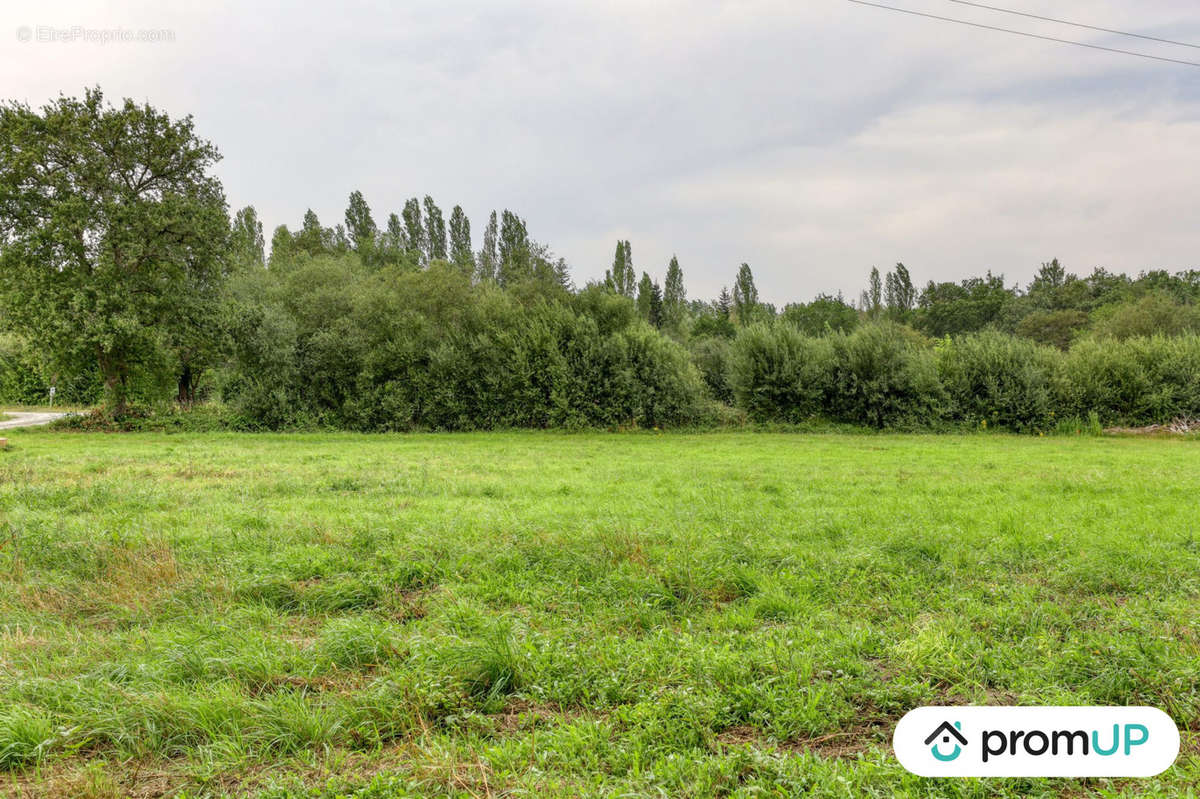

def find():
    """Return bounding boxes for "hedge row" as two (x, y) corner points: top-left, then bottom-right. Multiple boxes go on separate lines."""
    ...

(729, 322), (1200, 430)
(221, 261), (712, 431)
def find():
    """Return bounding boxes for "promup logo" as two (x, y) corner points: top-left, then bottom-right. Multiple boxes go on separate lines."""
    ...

(894, 707), (1179, 778)
(924, 721), (967, 762)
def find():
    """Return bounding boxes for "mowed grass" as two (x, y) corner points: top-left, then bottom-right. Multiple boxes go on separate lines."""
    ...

(1, 432), (1198, 798)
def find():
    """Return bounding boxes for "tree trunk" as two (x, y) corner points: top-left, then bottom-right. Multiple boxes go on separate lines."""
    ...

(177, 363), (194, 406)
(98, 350), (128, 417)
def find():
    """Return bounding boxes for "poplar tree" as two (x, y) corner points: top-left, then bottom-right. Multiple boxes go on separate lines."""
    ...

(621, 241), (634, 296)
(476, 210), (499, 281)
(402, 198), (424, 263)
(883, 262), (915, 317)
(894, 263), (915, 311)
(498, 209), (530, 285)
(732, 263), (758, 324)
(381, 212), (408, 267)
(296, 209), (330, 256)
(448, 205), (473, 275)
(423, 195), (447, 261)
(868, 266), (882, 317)
(344, 190), (377, 261)
(663, 255), (686, 329)
(604, 245), (619, 293)
(604, 240), (635, 297)
(231, 206), (265, 269)
(636, 272), (655, 320)
(269, 225), (294, 269)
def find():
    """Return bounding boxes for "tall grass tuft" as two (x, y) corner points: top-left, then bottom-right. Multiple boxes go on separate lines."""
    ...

(443, 626), (526, 706)
(0, 706), (57, 769)
(318, 616), (402, 669)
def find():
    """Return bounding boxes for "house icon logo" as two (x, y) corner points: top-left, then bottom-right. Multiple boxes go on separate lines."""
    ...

(924, 720), (967, 762)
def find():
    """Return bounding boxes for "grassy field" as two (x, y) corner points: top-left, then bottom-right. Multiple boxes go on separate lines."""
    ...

(1, 431), (1198, 798)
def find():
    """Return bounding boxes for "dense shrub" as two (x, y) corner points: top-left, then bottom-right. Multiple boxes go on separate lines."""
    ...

(223, 302), (309, 430)
(937, 332), (1061, 431)
(222, 261), (707, 430)
(688, 337), (734, 404)
(1058, 336), (1200, 425)
(729, 324), (833, 422)
(827, 323), (944, 428)
(724, 322), (945, 428)
(724, 322), (1200, 431)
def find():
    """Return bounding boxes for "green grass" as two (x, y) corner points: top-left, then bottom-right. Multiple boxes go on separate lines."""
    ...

(1, 431), (1197, 797)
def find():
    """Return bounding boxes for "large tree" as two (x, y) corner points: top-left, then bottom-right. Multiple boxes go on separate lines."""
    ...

(0, 88), (228, 413)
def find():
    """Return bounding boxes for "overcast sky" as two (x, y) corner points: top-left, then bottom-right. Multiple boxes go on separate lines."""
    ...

(3, 0), (1199, 304)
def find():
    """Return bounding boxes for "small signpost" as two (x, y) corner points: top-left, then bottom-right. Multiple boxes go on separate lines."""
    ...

(49, 386), (57, 408)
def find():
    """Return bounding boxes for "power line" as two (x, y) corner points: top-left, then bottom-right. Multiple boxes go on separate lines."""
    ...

(844, 0), (1200, 68)
(945, 0), (1200, 51)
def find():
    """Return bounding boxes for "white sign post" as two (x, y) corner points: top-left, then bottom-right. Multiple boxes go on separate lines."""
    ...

(48, 386), (56, 408)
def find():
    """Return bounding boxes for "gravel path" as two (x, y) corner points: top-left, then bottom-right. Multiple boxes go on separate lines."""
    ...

(0, 411), (68, 430)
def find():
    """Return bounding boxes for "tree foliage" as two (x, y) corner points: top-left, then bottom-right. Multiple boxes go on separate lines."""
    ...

(732, 263), (759, 325)
(476, 210), (499, 282)
(222, 258), (708, 430)
(604, 240), (636, 298)
(402, 198), (424, 263)
(231, 206), (265, 270)
(0, 87), (228, 412)
(7, 88), (1200, 432)
(448, 205), (473, 275)
(344, 190), (376, 260)
(423, 195), (447, 262)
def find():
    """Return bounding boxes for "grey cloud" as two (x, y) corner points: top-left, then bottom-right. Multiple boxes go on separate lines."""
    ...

(3, 0), (1197, 303)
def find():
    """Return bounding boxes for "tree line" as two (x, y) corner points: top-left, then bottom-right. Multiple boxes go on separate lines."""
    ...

(2, 89), (1199, 430)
